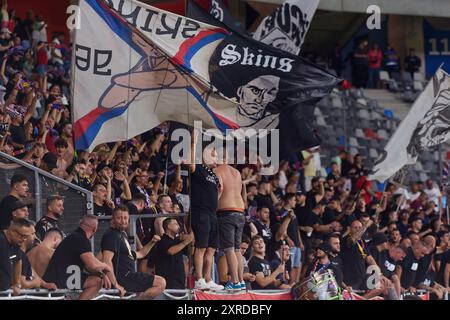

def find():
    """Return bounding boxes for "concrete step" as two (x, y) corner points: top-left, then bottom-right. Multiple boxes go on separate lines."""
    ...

(363, 89), (412, 120)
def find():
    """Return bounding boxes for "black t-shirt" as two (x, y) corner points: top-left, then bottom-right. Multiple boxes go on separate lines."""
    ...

(129, 203), (154, 246)
(191, 164), (219, 213)
(0, 231), (22, 290)
(43, 228), (92, 288)
(154, 234), (186, 289)
(295, 204), (310, 226)
(305, 212), (325, 240)
(340, 235), (369, 288)
(253, 220), (272, 245)
(329, 255), (345, 287)
(101, 228), (136, 279)
(323, 208), (339, 224)
(414, 253), (433, 287)
(93, 203), (113, 217)
(248, 256), (274, 290)
(378, 250), (398, 279)
(269, 256), (291, 285)
(0, 195), (19, 230)
(400, 247), (420, 289)
(35, 216), (65, 242)
(437, 249), (449, 286)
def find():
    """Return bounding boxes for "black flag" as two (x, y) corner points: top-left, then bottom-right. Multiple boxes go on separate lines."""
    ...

(187, 1), (340, 159)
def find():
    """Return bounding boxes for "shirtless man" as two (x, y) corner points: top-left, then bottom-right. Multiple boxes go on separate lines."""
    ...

(27, 228), (63, 278)
(214, 162), (246, 290)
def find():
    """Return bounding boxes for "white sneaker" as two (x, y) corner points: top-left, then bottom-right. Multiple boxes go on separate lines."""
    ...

(194, 278), (209, 290)
(206, 281), (224, 291)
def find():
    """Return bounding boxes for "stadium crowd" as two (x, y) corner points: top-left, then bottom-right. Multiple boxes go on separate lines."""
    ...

(0, 3), (449, 300)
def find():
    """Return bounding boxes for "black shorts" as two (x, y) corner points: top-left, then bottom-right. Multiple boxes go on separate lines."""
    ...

(191, 209), (218, 249)
(118, 272), (155, 293)
(217, 211), (245, 250)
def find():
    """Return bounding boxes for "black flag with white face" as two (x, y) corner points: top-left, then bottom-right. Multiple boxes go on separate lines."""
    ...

(253, 0), (319, 55)
(187, 0), (340, 158)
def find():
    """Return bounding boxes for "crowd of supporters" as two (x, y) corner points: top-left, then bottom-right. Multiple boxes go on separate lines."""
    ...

(0, 4), (448, 300)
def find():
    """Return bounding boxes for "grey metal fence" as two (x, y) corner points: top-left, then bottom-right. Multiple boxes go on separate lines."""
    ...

(0, 151), (93, 234)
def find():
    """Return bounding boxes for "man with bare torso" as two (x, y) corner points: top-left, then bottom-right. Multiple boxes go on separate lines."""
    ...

(214, 164), (246, 290)
(27, 228), (63, 278)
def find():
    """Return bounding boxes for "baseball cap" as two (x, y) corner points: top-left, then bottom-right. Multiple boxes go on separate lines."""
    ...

(11, 200), (32, 211)
(371, 233), (388, 246)
(43, 152), (57, 170)
(316, 242), (332, 255)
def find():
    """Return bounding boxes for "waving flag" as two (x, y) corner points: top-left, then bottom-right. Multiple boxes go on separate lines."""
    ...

(73, 0), (339, 152)
(369, 68), (450, 182)
(253, 0), (320, 55)
(73, 0), (238, 150)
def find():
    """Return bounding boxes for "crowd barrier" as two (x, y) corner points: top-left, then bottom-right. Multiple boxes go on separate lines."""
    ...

(1, 288), (445, 300)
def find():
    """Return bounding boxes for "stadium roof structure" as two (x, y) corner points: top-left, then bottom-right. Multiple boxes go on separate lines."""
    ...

(245, 0), (450, 18)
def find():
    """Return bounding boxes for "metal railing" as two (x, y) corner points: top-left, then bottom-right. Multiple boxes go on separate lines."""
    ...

(0, 151), (93, 232)
(94, 213), (187, 254)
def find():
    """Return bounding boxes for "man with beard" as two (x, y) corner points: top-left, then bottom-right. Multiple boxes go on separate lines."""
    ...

(35, 195), (65, 242)
(101, 205), (165, 299)
(328, 233), (351, 292)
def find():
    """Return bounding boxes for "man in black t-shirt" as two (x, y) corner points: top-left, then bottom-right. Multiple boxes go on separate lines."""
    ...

(341, 220), (378, 290)
(187, 131), (223, 291)
(92, 183), (114, 216)
(43, 215), (112, 300)
(35, 195), (66, 242)
(101, 205), (165, 299)
(0, 174), (29, 230)
(0, 219), (34, 294)
(395, 241), (426, 292)
(251, 206), (272, 244)
(269, 241), (292, 286)
(274, 193), (304, 284)
(328, 234), (350, 291)
(154, 218), (194, 289)
(248, 235), (288, 290)
(254, 181), (276, 223)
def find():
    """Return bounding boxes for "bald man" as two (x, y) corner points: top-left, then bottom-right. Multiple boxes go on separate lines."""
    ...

(43, 215), (112, 300)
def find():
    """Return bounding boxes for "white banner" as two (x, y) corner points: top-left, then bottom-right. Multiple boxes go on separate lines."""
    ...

(369, 68), (450, 182)
(252, 0), (319, 55)
(73, 0), (239, 151)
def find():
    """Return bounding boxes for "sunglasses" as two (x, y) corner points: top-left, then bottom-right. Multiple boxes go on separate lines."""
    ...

(13, 229), (33, 239)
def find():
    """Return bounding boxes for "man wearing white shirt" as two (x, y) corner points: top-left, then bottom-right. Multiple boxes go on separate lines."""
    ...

(424, 179), (441, 212)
